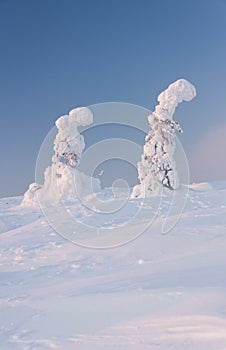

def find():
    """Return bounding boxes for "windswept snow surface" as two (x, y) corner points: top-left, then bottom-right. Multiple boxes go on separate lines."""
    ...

(1, 182), (226, 349)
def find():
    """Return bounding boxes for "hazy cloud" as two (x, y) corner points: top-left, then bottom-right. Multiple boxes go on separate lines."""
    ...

(189, 123), (226, 183)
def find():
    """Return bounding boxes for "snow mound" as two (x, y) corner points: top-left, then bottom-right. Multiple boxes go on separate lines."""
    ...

(1, 183), (226, 349)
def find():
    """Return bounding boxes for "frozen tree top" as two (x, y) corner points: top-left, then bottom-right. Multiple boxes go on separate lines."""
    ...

(55, 107), (93, 139)
(150, 79), (196, 122)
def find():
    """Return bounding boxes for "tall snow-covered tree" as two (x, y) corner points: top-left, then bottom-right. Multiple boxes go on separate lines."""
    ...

(131, 79), (196, 198)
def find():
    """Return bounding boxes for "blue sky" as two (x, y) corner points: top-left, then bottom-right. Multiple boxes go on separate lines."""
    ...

(0, 0), (226, 197)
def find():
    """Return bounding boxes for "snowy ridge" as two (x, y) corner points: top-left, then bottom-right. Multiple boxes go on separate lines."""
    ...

(0, 182), (226, 349)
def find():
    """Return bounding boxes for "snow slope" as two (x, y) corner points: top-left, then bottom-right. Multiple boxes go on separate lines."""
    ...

(0, 182), (226, 350)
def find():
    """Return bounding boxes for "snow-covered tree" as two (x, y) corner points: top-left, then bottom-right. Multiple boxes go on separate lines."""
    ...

(21, 107), (96, 206)
(47, 107), (94, 201)
(131, 79), (196, 198)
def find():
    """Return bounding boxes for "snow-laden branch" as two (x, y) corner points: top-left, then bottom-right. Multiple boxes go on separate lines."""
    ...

(152, 79), (196, 121)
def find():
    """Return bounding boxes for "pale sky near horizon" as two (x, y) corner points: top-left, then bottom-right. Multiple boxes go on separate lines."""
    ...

(0, 0), (226, 197)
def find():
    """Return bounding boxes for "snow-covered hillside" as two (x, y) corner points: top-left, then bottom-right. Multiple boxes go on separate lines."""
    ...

(1, 182), (226, 350)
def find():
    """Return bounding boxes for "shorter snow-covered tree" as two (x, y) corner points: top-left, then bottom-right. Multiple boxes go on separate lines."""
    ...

(21, 107), (96, 206)
(132, 79), (196, 198)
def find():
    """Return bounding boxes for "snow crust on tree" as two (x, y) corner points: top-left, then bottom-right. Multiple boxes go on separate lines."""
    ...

(131, 79), (196, 198)
(21, 183), (42, 207)
(21, 107), (100, 206)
